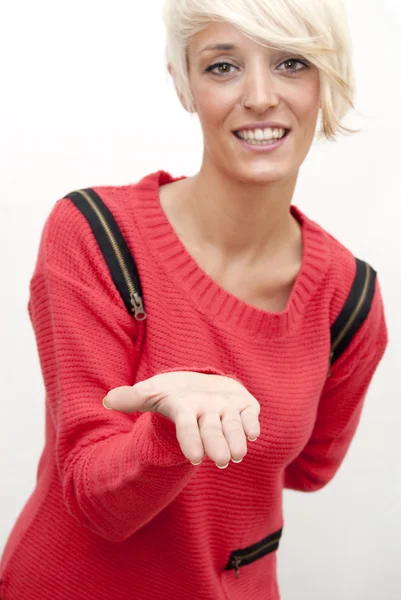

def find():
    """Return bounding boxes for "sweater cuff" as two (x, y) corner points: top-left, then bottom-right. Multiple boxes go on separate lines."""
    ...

(134, 411), (186, 466)
(158, 365), (244, 386)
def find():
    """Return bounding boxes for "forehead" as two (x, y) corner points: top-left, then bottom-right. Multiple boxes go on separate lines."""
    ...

(189, 22), (264, 55)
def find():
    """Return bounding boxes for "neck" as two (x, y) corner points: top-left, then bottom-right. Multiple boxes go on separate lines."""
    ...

(181, 162), (300, 266)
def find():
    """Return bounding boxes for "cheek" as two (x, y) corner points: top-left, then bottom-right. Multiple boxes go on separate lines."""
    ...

(293, 81), (321, 122)
(191, 82), (234, 126)
(198, 96), (229, 126)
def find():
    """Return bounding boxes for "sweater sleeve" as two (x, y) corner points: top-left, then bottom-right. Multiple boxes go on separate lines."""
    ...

(28, 198), (225, 542)
(284, 276), (388, 492)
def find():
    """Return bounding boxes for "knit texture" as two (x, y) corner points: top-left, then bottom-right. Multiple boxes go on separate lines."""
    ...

(0, 170), (388, 600)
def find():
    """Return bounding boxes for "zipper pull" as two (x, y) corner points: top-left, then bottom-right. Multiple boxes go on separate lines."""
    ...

(130, 291), (147, 321)
(232, 556), (242, 579)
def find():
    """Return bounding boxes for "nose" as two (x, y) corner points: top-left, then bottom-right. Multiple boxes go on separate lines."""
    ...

(242, 62), (280, 113)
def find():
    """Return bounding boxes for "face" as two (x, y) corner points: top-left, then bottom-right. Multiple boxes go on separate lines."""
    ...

(176, 22), (321, 185)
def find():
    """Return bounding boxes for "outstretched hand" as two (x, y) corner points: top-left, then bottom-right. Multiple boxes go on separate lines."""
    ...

(103, 371), (260, 468)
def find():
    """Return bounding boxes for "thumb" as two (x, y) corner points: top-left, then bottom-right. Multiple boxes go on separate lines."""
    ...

(103, 385), (146, 414)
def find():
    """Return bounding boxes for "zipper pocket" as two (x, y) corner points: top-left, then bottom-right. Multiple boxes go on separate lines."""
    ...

(327, 260), (373, 377)
(224, 527), (283, 579)
(66, 188), (147, 321)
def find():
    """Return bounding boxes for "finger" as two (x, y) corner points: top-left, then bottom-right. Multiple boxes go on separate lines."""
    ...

(221, 408), (247, 462)
(198, 411), (231, 468)
(240, 406), (261, 441)
(103, 386), (145, 413)
(175, 411), (205, 465)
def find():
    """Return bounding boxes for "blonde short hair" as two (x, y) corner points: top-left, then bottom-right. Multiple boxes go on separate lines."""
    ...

(162, 0), (357, 141)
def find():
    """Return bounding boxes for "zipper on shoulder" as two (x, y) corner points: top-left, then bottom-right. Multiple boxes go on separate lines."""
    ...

(327, 262), (372, 377)
(74, 189), (147, 321)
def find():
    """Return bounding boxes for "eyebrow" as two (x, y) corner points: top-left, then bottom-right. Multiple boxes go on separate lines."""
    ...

(199, 43), (237, 55)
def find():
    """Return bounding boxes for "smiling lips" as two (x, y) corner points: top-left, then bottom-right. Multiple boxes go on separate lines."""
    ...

(235, 127), (288, 142)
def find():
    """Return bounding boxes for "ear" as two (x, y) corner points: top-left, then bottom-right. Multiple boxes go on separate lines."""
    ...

(168, 63), (196, 114)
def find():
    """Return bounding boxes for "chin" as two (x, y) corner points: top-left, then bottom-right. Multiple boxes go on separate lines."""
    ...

(230, 165), (294, 186)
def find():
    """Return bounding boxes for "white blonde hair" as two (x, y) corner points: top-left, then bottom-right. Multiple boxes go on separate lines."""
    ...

(162, 0), (357, 140)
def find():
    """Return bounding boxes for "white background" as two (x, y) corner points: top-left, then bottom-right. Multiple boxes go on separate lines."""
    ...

(1, 0), (400, 598)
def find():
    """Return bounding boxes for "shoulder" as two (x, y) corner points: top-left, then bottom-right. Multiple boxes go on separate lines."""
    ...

(31, 181), (148, 308)
(36, 169), (164, 263)
(298, 207), (372, 314)
(323, 224), (366, 323)
(299, 208), (387, 360)
(36, 184), (126, 255)
(46, 169), (170, 250)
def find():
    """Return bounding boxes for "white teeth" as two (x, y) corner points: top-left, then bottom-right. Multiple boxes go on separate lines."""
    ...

(237, 128), (286, 141)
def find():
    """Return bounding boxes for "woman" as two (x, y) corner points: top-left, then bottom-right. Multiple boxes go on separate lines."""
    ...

(0, 0), (388, 599)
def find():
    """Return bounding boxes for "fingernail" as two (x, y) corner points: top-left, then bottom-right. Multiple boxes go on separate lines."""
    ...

(248, 436), (258, 442)
(102, 397), (112, 410)
(216, 463), (229, 469)
(190, 460), (202, 466)
(231, 458), (243, 464)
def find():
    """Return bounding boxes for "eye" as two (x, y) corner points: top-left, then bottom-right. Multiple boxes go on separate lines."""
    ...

(205, 62), (238, 76)
(277, 58), (310, 73)
(205, 58), (310, 77)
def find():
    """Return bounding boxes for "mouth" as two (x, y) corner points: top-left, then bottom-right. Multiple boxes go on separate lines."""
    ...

(233, 129), (291, 142)
(232, 128), (291, 152)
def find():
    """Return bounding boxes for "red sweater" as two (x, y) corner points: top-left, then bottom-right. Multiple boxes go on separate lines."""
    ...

(0, 170), (388, 600)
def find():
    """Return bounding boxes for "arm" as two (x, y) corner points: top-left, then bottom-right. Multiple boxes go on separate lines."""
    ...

(29, 198), (218, 542)
(284, 277), (388, 492)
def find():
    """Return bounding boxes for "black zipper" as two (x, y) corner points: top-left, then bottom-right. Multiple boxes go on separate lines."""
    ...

(224, 527), (283, 579)
(65, 188), (147, 321)
(327, 260), (375, 377)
